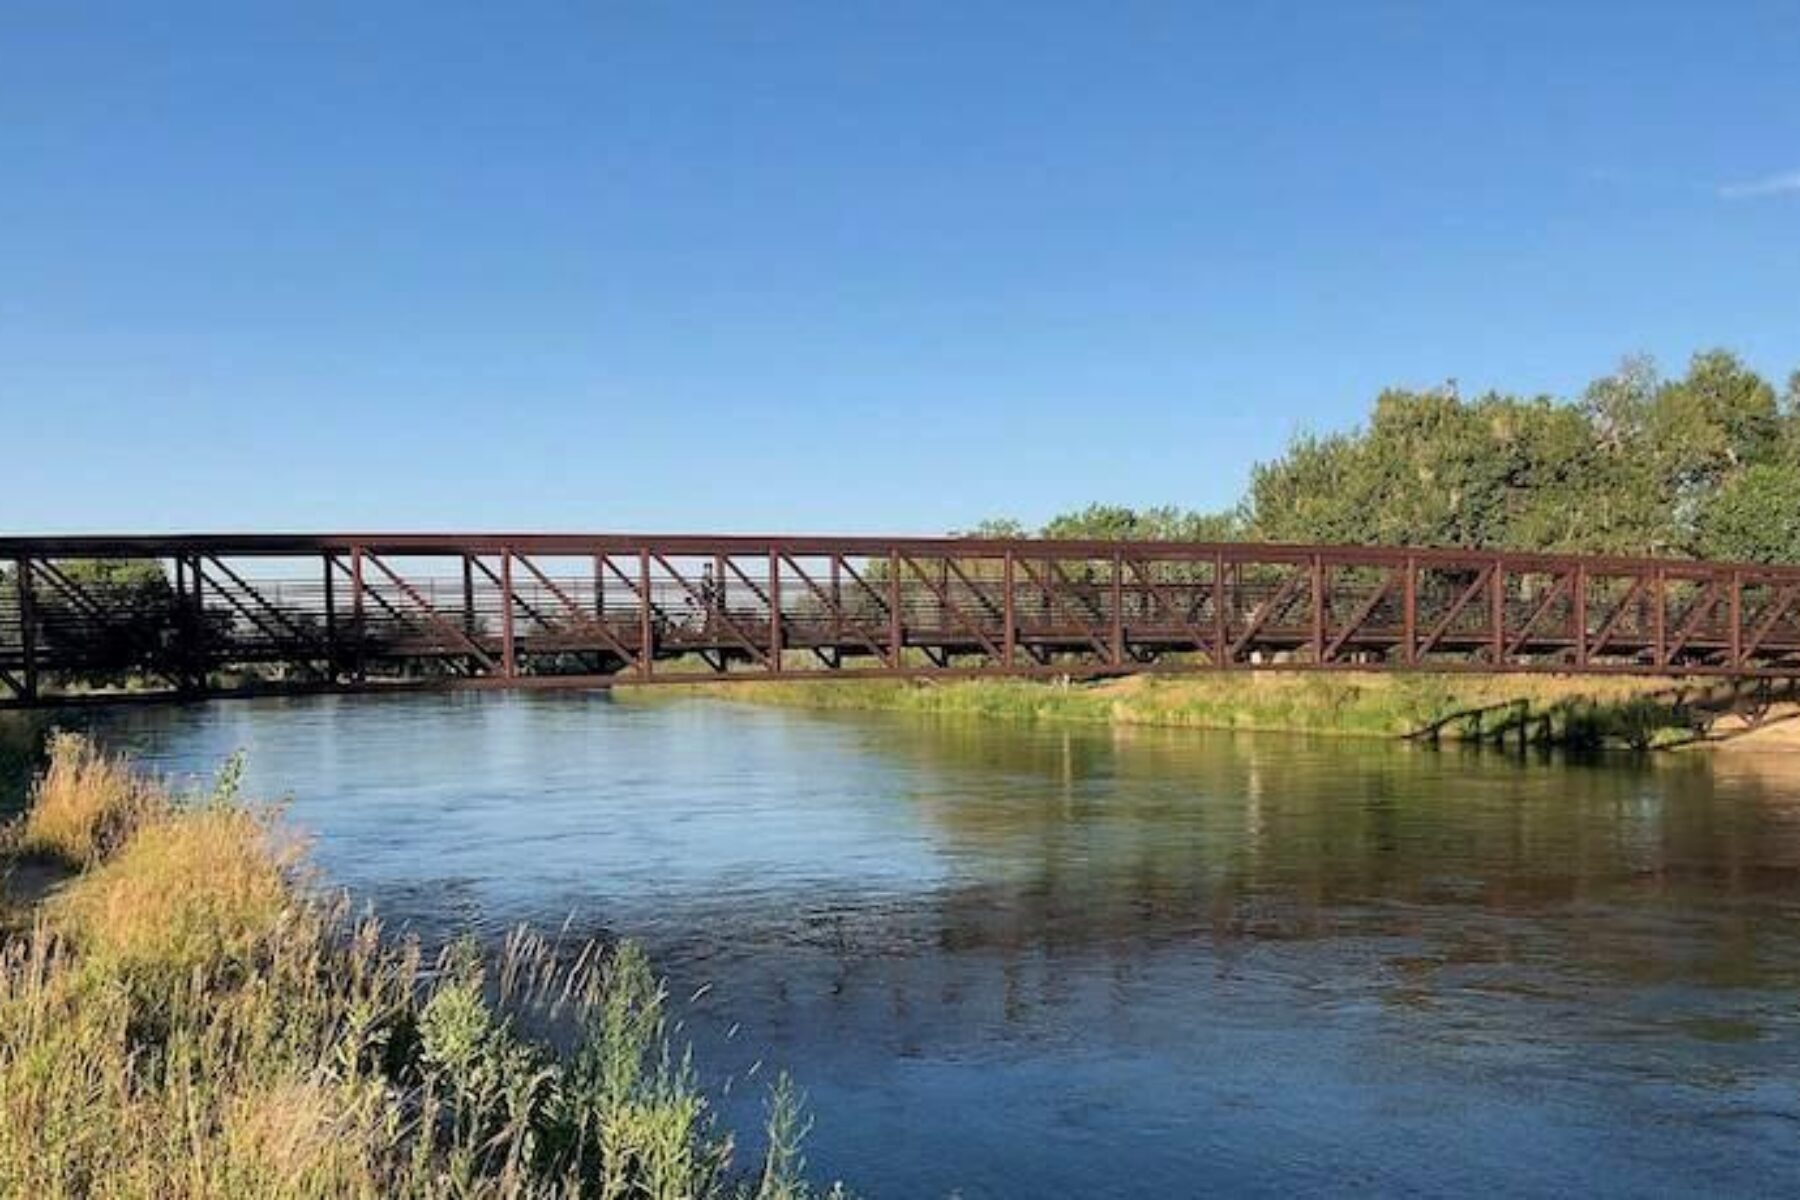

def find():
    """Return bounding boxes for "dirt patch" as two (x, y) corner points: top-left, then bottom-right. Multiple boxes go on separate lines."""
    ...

(2, 857), (75, 908)
(1701, 705), (1800, 752)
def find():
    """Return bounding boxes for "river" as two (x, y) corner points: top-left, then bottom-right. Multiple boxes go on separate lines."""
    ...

(48, 692), (1800, 1196)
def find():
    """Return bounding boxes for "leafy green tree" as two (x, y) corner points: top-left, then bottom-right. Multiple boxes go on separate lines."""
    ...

(34, 558), (177, 686)
(954, 518), (1029, 538)
(1781, 370), (1800, 464)
(1249, 387), (1546, 549)
(970, 349), (1800, 565)
(1040, 503), (1149, 541)
(1648, 349), (1783, 503)
(1178, 509), (1249, 542)
(1244, 352), (1796, 560)
(1694, 463), (1800, 563)
(1581, 354), (1657, 453)
(1574, 358), (1676, 554)
(1035, 503), (1244, 542)
(1246, 429), (1375, 544)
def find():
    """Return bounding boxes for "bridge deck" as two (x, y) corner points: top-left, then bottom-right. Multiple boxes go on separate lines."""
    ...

(2, 534), (1798, 707)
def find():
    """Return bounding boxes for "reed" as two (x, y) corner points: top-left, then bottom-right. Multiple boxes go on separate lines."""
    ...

(0, 736), (842, 1199)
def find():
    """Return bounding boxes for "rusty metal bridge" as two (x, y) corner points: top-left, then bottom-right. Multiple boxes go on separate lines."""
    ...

(3, 533), (1799, 708)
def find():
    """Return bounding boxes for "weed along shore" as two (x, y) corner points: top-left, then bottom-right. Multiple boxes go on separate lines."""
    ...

(649, 671), (1800, 752)
(0, 735), (844, 1200)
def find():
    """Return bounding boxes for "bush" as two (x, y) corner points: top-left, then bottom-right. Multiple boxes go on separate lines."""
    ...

(11, 732), (167, 867)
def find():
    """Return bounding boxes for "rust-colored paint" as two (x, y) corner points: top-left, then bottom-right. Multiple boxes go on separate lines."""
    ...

(1, 533), (1797, 709)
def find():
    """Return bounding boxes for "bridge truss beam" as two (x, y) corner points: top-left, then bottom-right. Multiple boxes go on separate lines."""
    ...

(2, 534), (1797, 708)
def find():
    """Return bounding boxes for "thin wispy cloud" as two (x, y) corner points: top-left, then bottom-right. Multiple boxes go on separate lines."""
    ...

(1718, 169), (1800, 199)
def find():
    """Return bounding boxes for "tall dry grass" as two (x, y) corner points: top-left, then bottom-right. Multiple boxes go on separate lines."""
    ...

(10, 731), (166, 866)
(0, 736), (841, 1200)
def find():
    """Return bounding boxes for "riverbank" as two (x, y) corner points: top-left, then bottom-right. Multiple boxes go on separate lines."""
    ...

(0, 735), (839, 1200)
(644, 671), (1800, 751)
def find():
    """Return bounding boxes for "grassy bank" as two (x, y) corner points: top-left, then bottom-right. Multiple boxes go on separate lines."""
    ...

(649, 671), (1790, 751)
(0, 735), (840, 1199)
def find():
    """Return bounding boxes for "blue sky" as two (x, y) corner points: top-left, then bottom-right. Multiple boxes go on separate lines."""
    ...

(4, 2), (1797, 535)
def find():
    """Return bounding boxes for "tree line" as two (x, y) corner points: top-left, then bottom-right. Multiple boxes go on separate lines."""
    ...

(971, 350), (1800, 563)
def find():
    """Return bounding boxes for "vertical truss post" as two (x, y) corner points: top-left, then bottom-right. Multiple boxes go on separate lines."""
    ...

(1490, 558), (1505, 665)
(712, 553), (726, 630)
(1110, 549), (1125, 667)
(1573, 563), (1588, 668)
(15, 557), (36, 701)
(888, 549), (902, 668)
(768, 548), (782, 672)
(350, 546), (366, 683)
(463, 555), (477, 636)
(1310, 554), (1325, 663)
(191, 553), (206, 624)
(829, 555), (843, 640)
(1730, 569), (1743, 667)
(1003, 549), (1016, 667)
(174, 556), (190, 689)
(323, 553), (338, 682)
(1213, 550), (1228, 667)
(593, 555), (605, 618)
(1653, 566), (1667, 668)
(499, 550), (517, 678)
(937, 555), (949, 634)
(1402, 555), (1417, 666)
(190, 555), (208, 692)
(638, 549), (653, 676)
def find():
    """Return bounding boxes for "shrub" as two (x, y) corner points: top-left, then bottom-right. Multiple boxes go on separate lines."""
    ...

(50, 803), (296, 988)
(12, 731), (166, 867)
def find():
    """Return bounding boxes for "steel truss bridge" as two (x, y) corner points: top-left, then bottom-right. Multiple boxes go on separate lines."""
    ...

(3, 533), (1799, 708)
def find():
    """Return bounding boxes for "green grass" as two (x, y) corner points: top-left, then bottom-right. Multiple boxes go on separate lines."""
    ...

(0, 736), (843, 1200)
(651, 670), (1725, 750)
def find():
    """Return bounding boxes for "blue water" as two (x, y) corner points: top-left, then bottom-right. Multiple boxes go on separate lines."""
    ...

(66, 692), (1800, 1197)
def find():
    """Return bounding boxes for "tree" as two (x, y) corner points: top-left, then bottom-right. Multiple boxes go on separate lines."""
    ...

(953, 518), (1029, 539)
(1246, 430), (1375, 545)
(1781, 370), (1800, 465)
(1582, 355), (1657, 453)
(1035, 504), (1244, 542)
(1248, 388), (1539, 549)
(1694, 463), (1800, 563)
(1648, 349), (1783, 507)
(1041, 504), (1151, 541)
(1573, 358), (1676, 555)
(967, 349), (1800, 564)
(33, 558), (177, 686)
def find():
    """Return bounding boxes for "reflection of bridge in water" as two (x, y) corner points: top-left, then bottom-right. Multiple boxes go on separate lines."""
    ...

(4, 533), (1800, 708)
